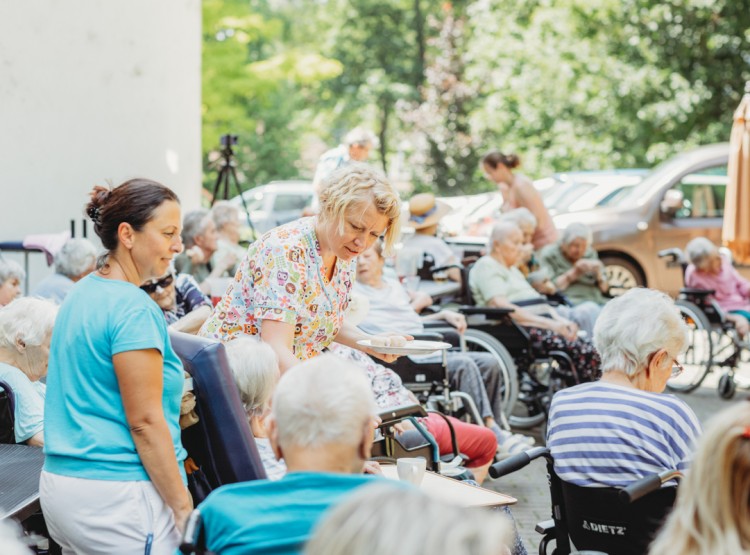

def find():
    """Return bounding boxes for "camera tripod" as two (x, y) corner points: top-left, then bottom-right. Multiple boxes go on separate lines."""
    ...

(210, 134), (255, 235)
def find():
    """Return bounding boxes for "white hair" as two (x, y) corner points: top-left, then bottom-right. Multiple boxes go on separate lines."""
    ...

(561, 222), (593, 246)
(343, 127), (376, 147)
(210, 201), (240, 232)
(272, 354), (376, 448)
(0, 297), (58, 351)
(685, 237), (719, 269)
(500, 207), (537, 231)
(488, 221), (521, 252)
(224, 338), (279, 417)
(181, 209), (211, 248)
(305, 482), (514, 555)
(0, 257), (25, 283)
(593, 288), (688, 377)
(54, 238), (98, 279)
(0, 519), (31, 555)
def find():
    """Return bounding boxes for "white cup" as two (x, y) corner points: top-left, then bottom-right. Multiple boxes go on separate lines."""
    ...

(397, 457), (426, 486)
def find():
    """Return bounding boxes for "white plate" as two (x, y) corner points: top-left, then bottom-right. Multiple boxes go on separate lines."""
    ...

(357, 339), (452, 355)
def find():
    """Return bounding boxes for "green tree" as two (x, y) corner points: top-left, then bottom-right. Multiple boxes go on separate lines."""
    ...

(202, 0), (342, 196)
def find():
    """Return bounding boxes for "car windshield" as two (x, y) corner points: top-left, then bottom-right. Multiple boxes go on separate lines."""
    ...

(616, 152), (725, 209)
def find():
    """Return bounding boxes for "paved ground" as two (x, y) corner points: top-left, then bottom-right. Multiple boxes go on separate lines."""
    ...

(482, 366), (748, 554)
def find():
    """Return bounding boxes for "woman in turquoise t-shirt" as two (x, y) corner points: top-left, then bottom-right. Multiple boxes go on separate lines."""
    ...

(40, 179), (192, 554)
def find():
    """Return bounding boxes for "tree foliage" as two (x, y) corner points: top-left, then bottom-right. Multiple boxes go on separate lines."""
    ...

(201, 0), (750, 197)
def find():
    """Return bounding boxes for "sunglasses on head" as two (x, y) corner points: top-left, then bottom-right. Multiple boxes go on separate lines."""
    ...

(141, 274), (175, 294)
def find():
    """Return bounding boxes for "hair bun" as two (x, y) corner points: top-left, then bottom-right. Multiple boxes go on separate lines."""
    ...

(505, 154), (521, 169)
(86, 185), (112, 224)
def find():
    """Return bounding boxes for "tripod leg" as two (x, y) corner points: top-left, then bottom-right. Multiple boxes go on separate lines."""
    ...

(229, 166), (256, 236)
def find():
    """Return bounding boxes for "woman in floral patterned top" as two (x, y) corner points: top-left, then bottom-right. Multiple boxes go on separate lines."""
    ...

(199, 164), (403, 371)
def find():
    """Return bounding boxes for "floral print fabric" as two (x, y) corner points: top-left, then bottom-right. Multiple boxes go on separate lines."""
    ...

(199, 217), (354, 360)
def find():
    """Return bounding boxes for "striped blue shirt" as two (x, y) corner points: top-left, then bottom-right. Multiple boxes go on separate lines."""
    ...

(546, 381), (701, 487)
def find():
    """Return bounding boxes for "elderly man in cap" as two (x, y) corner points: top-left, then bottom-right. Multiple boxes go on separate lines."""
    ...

(403, 193), (462, 284)
(313, 127), (377, 191)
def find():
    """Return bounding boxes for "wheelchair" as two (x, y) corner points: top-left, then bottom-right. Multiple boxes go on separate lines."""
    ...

(490, 447), (681, 555)
(658, 248), (750, 399)
(0, 378), (16, 444)
(413, 254), (582, 431)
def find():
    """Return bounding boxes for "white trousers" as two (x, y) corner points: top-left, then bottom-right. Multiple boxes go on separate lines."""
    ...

(39, 471), (181, 555)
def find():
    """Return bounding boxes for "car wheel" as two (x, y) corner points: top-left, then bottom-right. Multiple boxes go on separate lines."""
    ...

(600, 255), (645, 296)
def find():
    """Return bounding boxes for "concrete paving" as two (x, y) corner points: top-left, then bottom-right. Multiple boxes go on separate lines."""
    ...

(482, 366), (749, 554)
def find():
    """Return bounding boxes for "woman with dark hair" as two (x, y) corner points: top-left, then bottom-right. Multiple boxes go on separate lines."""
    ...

(40, 179), (191, 554)
(482, 151), (557, 249)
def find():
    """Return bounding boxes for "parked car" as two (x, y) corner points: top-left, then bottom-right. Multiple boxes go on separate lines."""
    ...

(446, 144), (742, 296)
(552, 143), (739, 295)
(230, 181), (314, 235)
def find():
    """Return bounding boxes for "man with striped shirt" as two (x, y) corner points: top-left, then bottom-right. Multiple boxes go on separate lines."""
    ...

(546, 288), (701, 487)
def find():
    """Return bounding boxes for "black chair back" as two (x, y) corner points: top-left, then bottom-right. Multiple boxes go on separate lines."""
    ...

(170, 332), (266, 498)
(552, 467), (677, 555)
(0, 379), (16, 445)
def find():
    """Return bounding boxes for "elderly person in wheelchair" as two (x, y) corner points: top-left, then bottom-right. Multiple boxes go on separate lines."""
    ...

(469, 221), (601, 381)
(355, 240), (533, 453)
(684, 236), (750, 339)
(546, 288), (701, 488)
(538, 223), (609, 306)
(0, 297), (58, 446)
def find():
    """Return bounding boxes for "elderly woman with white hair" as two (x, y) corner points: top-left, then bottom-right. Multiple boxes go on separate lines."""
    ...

(33, 238), (97, 304)
(0, 257), (24, 307)
(546, 288), (701, 488)
(200, 163), (404, 372)
(684, 236), (750, 337)
(224, 338), (285, 480)
(0, 297), (58, 446)
(538, 222), (609, 306)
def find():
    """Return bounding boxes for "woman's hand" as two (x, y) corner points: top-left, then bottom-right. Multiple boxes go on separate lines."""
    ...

(365, 333), (414, 363)
(172, 495), (194, 534)
(555, 320), (578, 341)
(438, 310), (467, 334)
(363, 461), (383, 475)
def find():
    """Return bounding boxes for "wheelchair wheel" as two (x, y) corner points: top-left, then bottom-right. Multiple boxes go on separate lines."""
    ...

(718, 372), (736, 399)
(462, 329), (519, 420)
(508, 359), (559, 430)
(667, 300), (713, 393)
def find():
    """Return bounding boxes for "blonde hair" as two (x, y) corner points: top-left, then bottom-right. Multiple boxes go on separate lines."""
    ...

(305, 482), (513, 555)
(650, 402), (750, 555)
(318, 163), (401, 254)
(224, 338), (279, 417)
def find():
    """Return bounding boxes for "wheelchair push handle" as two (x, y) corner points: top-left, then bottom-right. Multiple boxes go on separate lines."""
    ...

(618, 469), (683, 503)
(489, 447), (548, 479)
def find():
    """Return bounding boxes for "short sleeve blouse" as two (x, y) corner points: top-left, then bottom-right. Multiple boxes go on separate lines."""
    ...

(199, 217), (354, 360)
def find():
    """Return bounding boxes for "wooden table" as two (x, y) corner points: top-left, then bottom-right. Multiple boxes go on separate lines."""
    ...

(380, 464), (516, 508)
(0, 443), (45, 522)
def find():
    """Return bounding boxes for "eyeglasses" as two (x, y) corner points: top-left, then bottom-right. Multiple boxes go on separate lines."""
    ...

(647, 350), (684, 379)
(141, 274), (175, 294)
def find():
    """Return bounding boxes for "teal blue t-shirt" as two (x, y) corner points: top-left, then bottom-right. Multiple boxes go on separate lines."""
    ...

(200, 472), (379, 555)
(43, 274), (187, 483)
(0, 362), (45, 443)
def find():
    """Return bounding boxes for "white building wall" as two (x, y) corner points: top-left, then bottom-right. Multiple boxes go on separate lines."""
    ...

(0, 0), (202, 288)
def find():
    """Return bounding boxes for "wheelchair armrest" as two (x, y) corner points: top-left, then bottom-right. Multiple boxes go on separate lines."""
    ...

(489, 447), (550, 479)
(410, 331), (445, 342)
(458, 306), (515, 317)
(179, 509), (215, 555)
(658, 248), (686, 263)
(680, 287), (715, 297)
(378, 404), (428, 426)
(535, 519), (555, 536)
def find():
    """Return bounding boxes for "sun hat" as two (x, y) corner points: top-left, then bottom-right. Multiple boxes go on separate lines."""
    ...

(407, 193), (451, 230)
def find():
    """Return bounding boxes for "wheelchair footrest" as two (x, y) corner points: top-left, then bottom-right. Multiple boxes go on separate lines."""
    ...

(535, 519), (555, 535)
